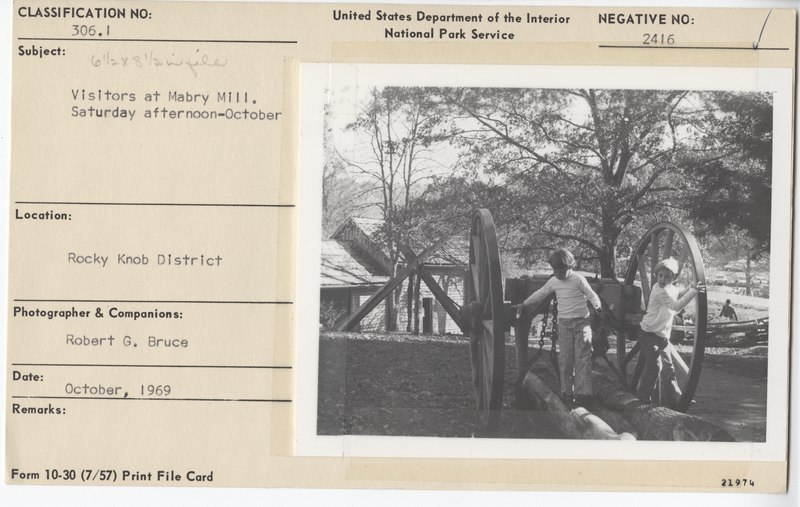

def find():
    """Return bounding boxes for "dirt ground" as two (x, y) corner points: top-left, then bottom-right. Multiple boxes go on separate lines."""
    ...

(317, 332), (767, 441)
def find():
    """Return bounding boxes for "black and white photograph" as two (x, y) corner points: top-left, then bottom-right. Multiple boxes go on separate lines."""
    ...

(296, 64), (791, 460)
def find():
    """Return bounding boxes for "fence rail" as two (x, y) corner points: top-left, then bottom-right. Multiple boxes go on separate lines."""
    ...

(673, 317), (769, 340)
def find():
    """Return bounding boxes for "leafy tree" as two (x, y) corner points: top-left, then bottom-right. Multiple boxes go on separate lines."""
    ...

(433, 87), (701, 278)
(682, 92), (772, 257)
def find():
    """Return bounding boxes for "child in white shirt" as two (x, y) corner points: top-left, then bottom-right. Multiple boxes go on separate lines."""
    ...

(637, 257), (703, 406)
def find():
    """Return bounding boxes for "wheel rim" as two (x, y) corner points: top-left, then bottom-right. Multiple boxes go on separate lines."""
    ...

(619, 222), (707, 412)
(468, 209), (505, 432)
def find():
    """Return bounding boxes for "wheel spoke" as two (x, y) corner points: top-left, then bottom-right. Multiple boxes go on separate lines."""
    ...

(470, 262), (481, 301)
(621, 341), (641, 369)
(481, 358), (490, 408)
(481, 337), (492, 390)
(675, 245), (690, 280)
(650, 231), (660, 286)
(476, 348), (486, 408)
(480, 247), (490, 305)
(471, 233), (482, 275)
(663, 230), (675, 259)
(636, 253), (651, 305)
(482, 319), (494, 335)
(631, 350), (646, 391)
(482, 294), (492, 319)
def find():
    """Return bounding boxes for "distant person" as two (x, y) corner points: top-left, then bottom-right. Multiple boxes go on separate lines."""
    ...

(638, 258), (703, 408)
(720, 299), (738, 321)
(512, 248), (602, 408)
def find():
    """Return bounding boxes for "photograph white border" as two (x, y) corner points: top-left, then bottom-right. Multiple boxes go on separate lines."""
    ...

(295, 63), (792, 462)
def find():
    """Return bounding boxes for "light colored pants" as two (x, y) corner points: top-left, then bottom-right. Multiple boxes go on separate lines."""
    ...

(558, 318), (593, 396)
(637, 331), (682, 407)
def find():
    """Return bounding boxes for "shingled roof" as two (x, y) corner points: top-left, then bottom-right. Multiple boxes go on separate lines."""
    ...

(332, 217), (469, 268)
(320, 240), (390, 287)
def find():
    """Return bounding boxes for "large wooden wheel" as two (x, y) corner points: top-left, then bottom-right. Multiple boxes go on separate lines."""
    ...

(467, 209), (506, 432)
(618, 222), (707, 412)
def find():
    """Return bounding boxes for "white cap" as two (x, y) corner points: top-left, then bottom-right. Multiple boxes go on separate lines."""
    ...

(654, 257), (680, 276)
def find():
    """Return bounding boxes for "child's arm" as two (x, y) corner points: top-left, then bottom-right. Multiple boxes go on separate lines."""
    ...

(513, 278), (555, 309)
(578, 276), (602, 311)
(665, 287), (698, 311)
(667, 281), (704, 311)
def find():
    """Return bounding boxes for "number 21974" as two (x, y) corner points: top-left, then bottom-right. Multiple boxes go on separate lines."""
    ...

(721, 478), (755, 487)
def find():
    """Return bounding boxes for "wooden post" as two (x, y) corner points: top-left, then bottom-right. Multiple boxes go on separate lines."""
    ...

(406, 272), (414, 333)
(422, 298), (433, 334)
(514, 308), (534, 382)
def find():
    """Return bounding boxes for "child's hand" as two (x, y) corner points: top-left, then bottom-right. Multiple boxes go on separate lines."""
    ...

(511, 303), (525, 311)
(696, 281), (706, 293)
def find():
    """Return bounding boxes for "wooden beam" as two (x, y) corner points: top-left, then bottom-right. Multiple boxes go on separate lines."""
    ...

(335, 233), (456, 331)
(419, 271), (465, 332)
(398, 242), (466, 332)
(636, 253), (651, 303)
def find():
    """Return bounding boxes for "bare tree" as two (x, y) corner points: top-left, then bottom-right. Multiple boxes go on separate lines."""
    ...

(336, 87), (448, 329)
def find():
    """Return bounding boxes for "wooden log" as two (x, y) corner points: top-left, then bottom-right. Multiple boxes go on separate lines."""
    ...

(521, 370), (635, 440)
(521, 354), (734, 441)
(591, 360), (734, 441)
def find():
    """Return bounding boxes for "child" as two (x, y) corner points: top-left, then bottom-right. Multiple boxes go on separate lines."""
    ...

(513, 248), (602, 407)
(637, 258), (703, 406)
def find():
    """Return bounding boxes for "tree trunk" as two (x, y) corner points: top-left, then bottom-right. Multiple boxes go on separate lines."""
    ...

(413, 266), (422, 335)
(521, 354), (734, 441)
(745, 255), (752, 297)
(599, 207), (619, 279)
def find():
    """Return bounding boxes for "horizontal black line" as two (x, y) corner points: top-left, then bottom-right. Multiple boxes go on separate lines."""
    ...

(12, 396), (292, 402)
(15, 201), (295, 208)
(599, 45), (789, 51)
(14, 299), (293, 304)
(12, 363), (292, 369)
(18, 37), (297, 44)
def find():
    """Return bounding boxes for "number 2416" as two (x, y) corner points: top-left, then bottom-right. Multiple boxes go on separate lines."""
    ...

(643, 33), (675, 45)
(721, 478), (755, 487)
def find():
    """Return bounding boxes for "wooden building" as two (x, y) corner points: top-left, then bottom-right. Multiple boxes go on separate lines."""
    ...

(320, 217), (468, 334)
